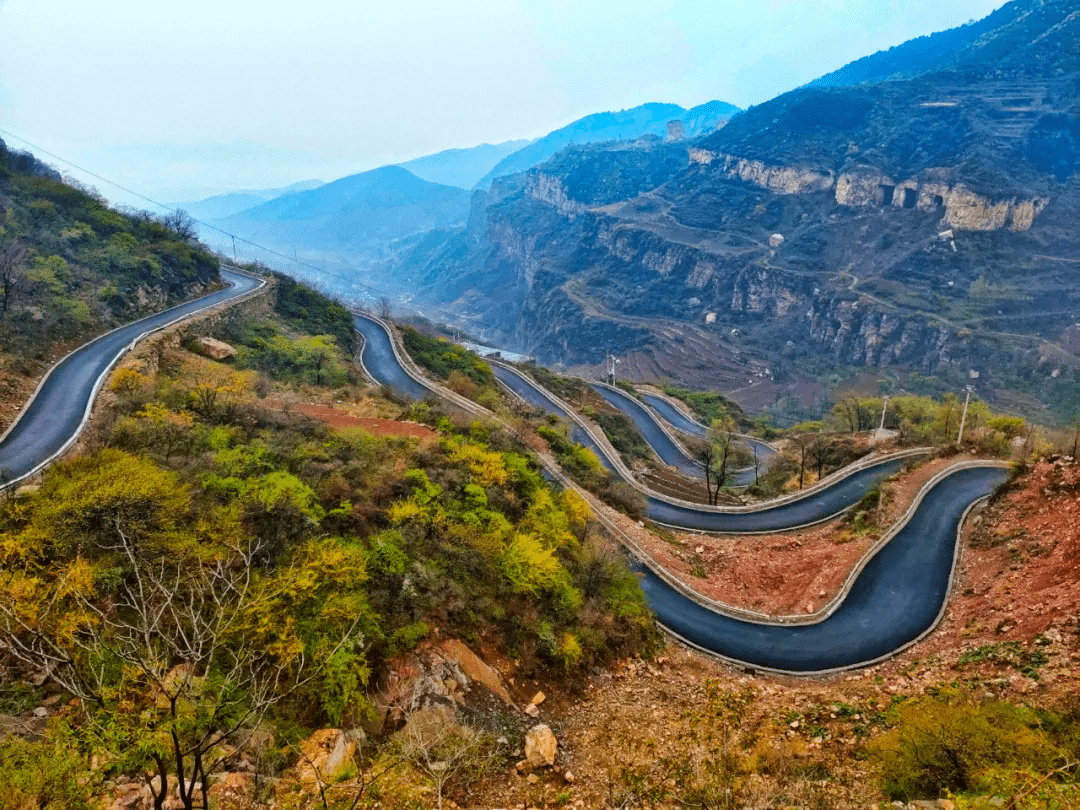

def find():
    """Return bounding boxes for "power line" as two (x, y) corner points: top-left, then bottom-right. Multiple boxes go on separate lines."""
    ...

(0, 127), (391, 298)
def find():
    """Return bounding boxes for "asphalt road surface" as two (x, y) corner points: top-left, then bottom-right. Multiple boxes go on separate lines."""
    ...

(350, 319), (1004, 670)
(354, 314), (435, 402)
(0, 268), (262, 486)
(641, 465), (1009, 671)
(589, 382), (703, 478)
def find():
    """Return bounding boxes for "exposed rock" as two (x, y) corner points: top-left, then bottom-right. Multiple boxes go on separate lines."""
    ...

(402, 705), (462, 748)
(526, 173), (587, 218)
(371, 639), (513, 734)
(438, 639), (513, 704)
(529, 691), (546, 706)
(524, 703), (540, 718)
(193, 336), (237, 361)
(296, 729), (356, 784)
(524, 724), (558, 768)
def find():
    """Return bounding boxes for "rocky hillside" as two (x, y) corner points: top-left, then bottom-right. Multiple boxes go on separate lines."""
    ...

(399, 0), (1080, 420)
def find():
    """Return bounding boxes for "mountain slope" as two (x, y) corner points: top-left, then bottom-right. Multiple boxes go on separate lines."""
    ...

(177, 179), (324, 221)
(397, 139), (531, 188)
(211, 166), (471, 272)
(397, 0), (1080, 419)
(808, 4), (1018, 88)
(475, 100), (739, 188)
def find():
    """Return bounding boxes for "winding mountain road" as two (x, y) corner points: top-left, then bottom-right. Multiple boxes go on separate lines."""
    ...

(590, 381), (778, 487)
(487, 358), (914, 533)
(588, 382), (703, 478)
(352, 312), (1008, 671)
(645, 465), (1009, 673)
(0, 268), (263, 487)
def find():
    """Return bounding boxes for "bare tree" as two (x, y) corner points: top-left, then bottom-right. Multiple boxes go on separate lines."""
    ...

(0, 531), (362, 810)
(790, 434), (817, 490)
(0, 238), (29, 319)
(159, 208), (200, 244)
(396, 709), (493, 810)
(688, 438), (719, 505)
(689, 419), (736, 505)
(378, 296), (393, 320)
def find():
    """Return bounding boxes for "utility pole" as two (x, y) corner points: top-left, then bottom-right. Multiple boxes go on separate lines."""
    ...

(957, 385), (975, 444)
(878, 395), (890, 431)
(607, 354), (616, 385)
(231, 235), (237, 262)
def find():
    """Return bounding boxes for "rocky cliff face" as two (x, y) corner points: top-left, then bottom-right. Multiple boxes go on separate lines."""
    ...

(398, 0), (1080, 414)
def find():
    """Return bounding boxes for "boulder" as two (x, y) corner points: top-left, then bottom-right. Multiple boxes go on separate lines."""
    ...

(296, 729), (356, 784)
(524, 724), (558, 768)
(438, 639), (513, 704)
(194, 337), (237, 361)
(370, 639), (514, 733)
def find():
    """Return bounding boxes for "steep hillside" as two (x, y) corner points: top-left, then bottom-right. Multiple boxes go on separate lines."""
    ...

(808, 3), (1018, 88)
(0, 138), (221, 430)
(398, 139), (532, 188)
(400, 0), (1080, 420)
(474, 100), (739, 188)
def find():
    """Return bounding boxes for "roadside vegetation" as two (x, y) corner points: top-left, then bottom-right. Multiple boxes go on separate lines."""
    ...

(0, 140), (219, 363)
(400, 326), (501, 409)
(0, 282), (658, 810)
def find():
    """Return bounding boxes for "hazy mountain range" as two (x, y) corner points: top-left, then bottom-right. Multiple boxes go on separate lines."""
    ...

(390, 0), (1080, 421)
(191, 99), (740, 277)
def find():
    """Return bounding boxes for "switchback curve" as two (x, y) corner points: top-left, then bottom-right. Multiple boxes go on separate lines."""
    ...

(0, 268), (264, 488)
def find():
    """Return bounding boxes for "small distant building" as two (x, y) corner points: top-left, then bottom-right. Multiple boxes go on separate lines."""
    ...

(769, 233), (785, 249)
(666, 120), (685, 142)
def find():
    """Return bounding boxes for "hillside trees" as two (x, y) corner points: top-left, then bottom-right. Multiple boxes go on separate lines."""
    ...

(0, 238), (29, 318)
(0, 450), (369, 810)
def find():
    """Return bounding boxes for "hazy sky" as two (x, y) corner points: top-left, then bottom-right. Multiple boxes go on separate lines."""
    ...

(0, 0), (1005, 205)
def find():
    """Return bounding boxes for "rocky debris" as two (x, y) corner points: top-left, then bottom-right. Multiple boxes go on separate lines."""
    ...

(193, 336), (237, 361)
(106, 781), (150, 810)
(295, 729), (356, 784)
(369, 639), (513, 734)
(524, 691), (546, 717)
(524, 724), (558, 768)
(437, 639), (513, 704)
(206, 772), (253, 810)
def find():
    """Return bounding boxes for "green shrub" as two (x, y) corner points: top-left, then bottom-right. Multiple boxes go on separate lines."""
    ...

(870, 694), (1071, 801)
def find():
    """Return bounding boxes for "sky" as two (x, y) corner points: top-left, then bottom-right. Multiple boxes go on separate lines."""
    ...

(0, 0), (1005, 206)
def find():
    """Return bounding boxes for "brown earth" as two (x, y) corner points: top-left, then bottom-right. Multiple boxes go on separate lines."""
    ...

(599, 455), (975, 617)
(261, 399), (437, 440)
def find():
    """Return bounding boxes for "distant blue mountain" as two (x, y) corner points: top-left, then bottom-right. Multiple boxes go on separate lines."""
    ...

(176, 179), (324, 221)
(475, 100), (739, 188)
(397, 140), (531, 188)
(212, 166), (470, 261)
